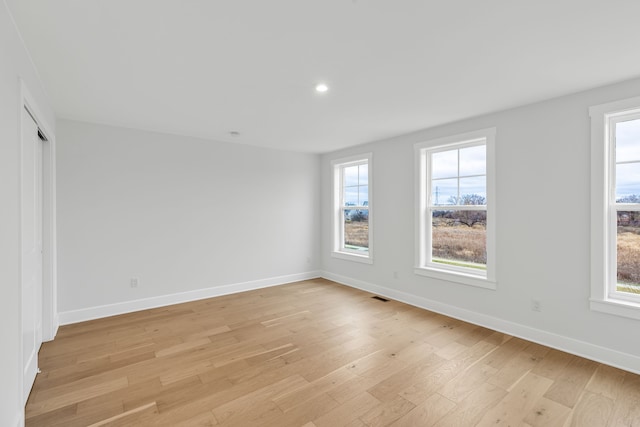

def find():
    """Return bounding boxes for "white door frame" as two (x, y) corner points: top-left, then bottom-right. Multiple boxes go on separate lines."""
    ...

(19, 79), (57, 405)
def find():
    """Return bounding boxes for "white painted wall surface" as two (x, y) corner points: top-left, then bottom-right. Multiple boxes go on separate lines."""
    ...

(321, 77), (640, 373)
(57, 120), (320, 315)
(0, 2), (55, 425)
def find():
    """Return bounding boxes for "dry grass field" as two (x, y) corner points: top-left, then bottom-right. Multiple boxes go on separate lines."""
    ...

(432, 222), (486, 267)
(617, 226), (640, 293)
(345, 220), (369, 249)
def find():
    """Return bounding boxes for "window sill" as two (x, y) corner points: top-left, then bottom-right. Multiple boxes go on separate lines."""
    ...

(590, 298), (640, 321)
(332, 251), (373, 264)
(414, 267), (496, 290)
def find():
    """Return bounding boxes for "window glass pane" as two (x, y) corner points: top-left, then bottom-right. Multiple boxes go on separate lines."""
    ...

(617, 210), (640, 295)
(616, 162), (640, 202)
(344, 165), (358, 187)
(344, 186), (358, 206)
(459, 176), (486, 204)
(359, 186), (368, 206)
(359, 164), (368, 186)
(459, 145), (486, 176)
(344, 210), (369, 252)
(432, 150), (458, 179)
(432, 210), (486, 269)
(616, 118), (640, 163)
(431, 178), (457, 206)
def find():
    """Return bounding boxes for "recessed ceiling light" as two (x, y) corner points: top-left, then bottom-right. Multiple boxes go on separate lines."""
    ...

(229, 131), (240, 137)
(315, 83), (329, 93)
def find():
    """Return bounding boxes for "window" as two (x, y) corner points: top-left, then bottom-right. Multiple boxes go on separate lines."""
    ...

(590, 97), (640, 319)
(415, 129), (496, 289)
(332, 154), (372, 263)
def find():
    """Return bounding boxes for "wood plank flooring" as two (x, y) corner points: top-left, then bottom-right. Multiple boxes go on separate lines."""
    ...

(25, 279), (640, 426)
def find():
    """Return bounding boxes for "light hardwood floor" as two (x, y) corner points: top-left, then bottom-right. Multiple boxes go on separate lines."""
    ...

(26, 279), (640, 426)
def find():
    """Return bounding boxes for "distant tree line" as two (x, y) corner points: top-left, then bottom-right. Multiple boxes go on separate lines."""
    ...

(433, 194), (486, 228)
(617, 195), (640, 203)
(447, 194), (485, 206)
(347, 210), (368, 222)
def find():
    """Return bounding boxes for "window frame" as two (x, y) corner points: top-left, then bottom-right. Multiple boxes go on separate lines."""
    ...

(331, 153), (373, 264)
(590, 96), (640, 320)
(414, 128), (496, 289)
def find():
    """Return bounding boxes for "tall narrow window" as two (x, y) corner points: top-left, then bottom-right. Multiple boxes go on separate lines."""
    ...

(612, 114), (640, 296)
(591, 97), (640, 319)
(332, 154), (372, 263)
(415, 129), (496, 289)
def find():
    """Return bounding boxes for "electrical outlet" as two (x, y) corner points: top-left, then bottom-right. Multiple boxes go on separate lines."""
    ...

(531, 299), (541, 312)
(130, 278), (139, 288)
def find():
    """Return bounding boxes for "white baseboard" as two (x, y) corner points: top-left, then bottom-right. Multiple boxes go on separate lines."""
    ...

(15, 410), (24, 427)
(59, 271), (321, 325)
(43, 314), (59, 342)
(52, 314), (59, 338)
(322, 271), (640, 375)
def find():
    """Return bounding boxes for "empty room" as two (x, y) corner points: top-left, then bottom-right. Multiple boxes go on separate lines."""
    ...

(3, 1), (640, 426)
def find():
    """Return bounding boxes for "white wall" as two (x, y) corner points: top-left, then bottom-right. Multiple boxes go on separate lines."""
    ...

(56, 120), (320, 318)
(322, 77), (640, 373)
(0, 2), (56, 425)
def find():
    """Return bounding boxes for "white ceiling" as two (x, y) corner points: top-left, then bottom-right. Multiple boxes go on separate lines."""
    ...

(7, 1), (640, 153)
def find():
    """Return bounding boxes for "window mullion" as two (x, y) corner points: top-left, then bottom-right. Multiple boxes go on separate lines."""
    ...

(339, 168), (345, 209)
(615, 203), (640, 211)
(456, 149), (460, 205)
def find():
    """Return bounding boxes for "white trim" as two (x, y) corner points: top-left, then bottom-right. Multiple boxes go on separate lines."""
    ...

(414, 128), (496, 287)
(331, 251), (373, 264)
(590, 97), (640, 319)
(414, 267), (496, 290)
(18, 79), (57, 411)
(589, 96), (640, 119)
(330, 153), (372, 167)
(58, 271), (321, 325)
(15, 410), (24, 427)
(322, 271), (640, 375)
(40, 118), (58, 343)
(590, 298), (640, 321)
(20, 79), (58, 342)
(330, 153), (373, 263)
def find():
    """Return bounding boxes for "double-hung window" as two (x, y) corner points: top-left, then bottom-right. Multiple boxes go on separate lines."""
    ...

(332, 154), (372, 263)
(590, 97), (640, 319)
(415, 129), (496, 289)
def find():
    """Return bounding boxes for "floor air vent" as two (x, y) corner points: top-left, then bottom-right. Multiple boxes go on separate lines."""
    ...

(371, 296), (389, 302)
